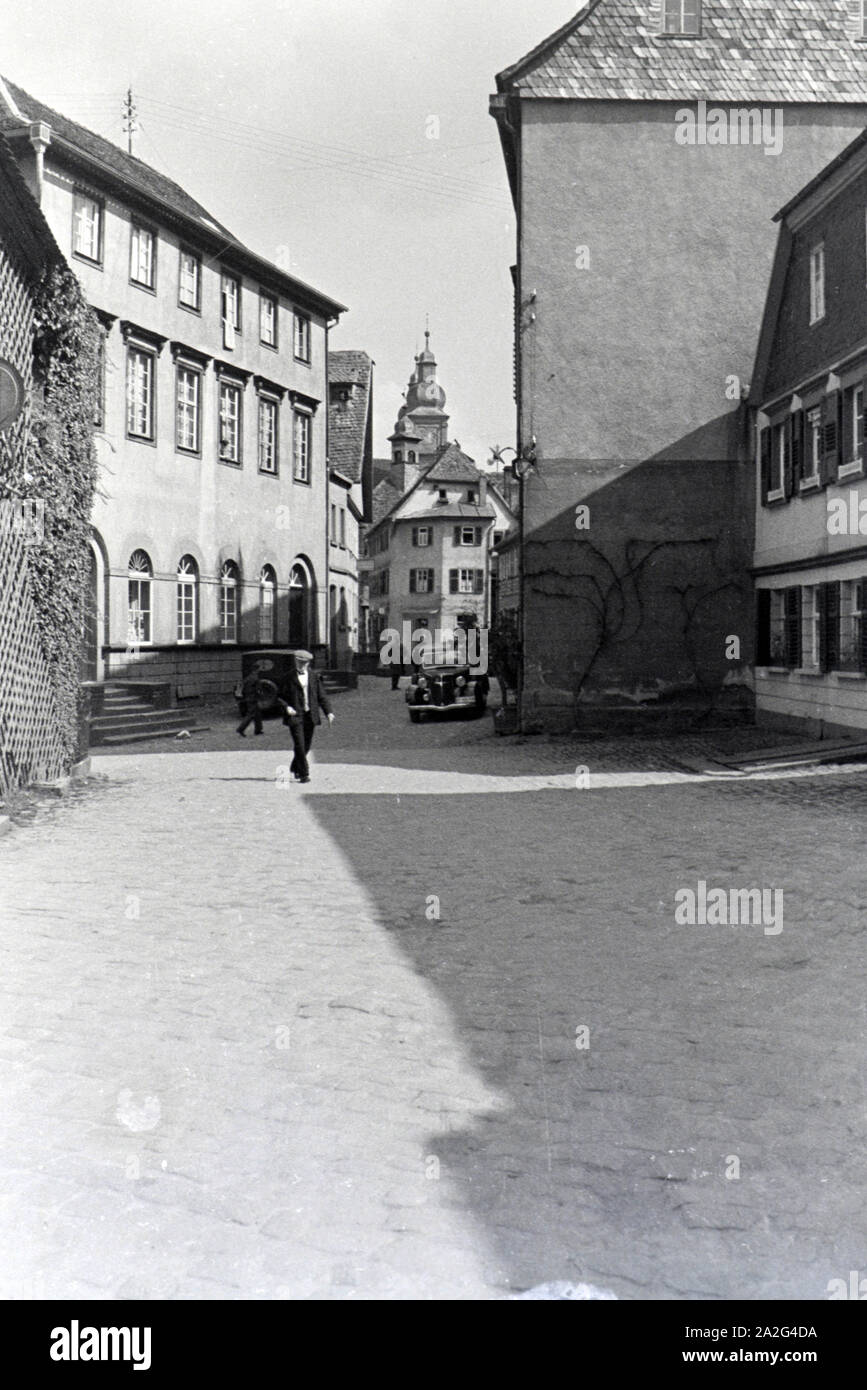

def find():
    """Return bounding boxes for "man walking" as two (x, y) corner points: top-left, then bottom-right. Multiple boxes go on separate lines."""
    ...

(237, 663), (282, 737)
(282, 650), (334, 783)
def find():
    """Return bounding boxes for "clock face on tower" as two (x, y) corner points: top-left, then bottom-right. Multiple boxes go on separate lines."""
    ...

(425, 383), (439, 400)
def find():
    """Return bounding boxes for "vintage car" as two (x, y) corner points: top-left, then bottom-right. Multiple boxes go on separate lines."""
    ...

(405, 663), (489, 722)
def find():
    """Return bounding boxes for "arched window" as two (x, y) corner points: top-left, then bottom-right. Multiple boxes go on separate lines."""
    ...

(408, 451), (417, 463)
(176, 555), (198, 644)
(259, 565), (276, 644)
(127, 550), (152, 646)
(219, 560), (240, 643)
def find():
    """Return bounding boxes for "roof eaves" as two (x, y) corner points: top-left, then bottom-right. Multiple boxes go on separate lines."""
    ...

(496, 2), (601, 92)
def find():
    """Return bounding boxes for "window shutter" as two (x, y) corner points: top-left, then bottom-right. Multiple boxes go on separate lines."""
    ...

(453, 526), (462, 546)
(789, 411), (803, 493)
(474, 569), (484, 594)
(860, 580), (867, 674)
(756, 589), (771, 664)
(412, 527), (418, 546)
(821, 391), (841, 485)
(409, 570), (417, 594)
(820, 582), (839, 672)
(760, 428), (771, 504)
(783, 417), (794, 499)
(784, 587), (801, 668)
(449, 569), (458, 594)
(427, 569), (435, 592)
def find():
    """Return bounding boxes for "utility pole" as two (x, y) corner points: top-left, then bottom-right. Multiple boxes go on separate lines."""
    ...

(122, 87), (137, 156)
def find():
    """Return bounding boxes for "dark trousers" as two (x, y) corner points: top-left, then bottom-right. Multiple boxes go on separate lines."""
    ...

(287, 713), (316, 778)
(237, 709), (263, 734)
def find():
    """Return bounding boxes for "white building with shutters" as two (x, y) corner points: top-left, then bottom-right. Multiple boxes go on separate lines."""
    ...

(365, 440), (515, 655)
(0, 75), (345, 698)
(751, 127), (867, 737)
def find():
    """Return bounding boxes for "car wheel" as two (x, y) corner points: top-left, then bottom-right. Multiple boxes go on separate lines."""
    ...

(409, 709), (421, 723)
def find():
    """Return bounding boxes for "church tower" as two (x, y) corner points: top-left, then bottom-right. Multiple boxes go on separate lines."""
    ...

(395, 329), (449, 464)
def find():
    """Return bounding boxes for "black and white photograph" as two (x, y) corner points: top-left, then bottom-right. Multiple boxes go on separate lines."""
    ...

(1, 0), (866, 1346)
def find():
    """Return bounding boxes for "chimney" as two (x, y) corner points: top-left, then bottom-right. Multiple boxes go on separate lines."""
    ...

(478, 474), (487, 507)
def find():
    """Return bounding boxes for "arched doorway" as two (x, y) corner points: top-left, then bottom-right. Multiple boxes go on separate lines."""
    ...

(288, 562), (311, 648)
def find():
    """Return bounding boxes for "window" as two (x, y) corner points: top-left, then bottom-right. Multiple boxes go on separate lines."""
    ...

(838, 580), (862, 672)
(258, 396), (278, 474)
(219, 560), (239, 642)
(73, 191), (102, 262)
(768, 589), (786, 664)
(179, 250), (201, 310)
(809, 243), (826, 324)
(467, 489), (477, 504)
(437, 488), (448, 504)
(294, 312), (311, 362)
(126, 347), (155, 440)
(803, 407), (822, 484)
(222, 273), (240, 348)
(663, 0), (701, 34)
(176, 555), (198, 644)
(373, 567), (390, 597)
(762, 422), (786, 499)
(339, 509), (346, 547)
(219, 380), (242, 464)
(294, 411), (311, 482)
(330, 502), (337, 543)
(840, 384), (864, 475)
(450, 568), (484, 595)
(260, 293), (277, 347)
(259, 566), (276, 644)
(410, 568), (434, 594)
(455, 525), (482, 546)
(408, 451), (417, 463)
(801, 586), (820, 670)
(176, 366), (201, 453)
(127, 550), (152, 646)
(130, 224), (155, 289)
(412, 526), (431, 547)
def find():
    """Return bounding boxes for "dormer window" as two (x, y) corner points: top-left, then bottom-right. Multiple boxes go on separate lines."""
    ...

(437, 488), (448, 504)
(662, 0), (701, 35)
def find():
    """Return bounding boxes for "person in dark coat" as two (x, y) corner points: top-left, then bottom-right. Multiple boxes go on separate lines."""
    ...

(282, 650), (334, 783)
(237, 664), (283, 736)
(389, 659), (404, 691)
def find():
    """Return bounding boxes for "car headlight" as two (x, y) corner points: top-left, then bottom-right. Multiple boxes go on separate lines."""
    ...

(417, 676), (427, 688)
(455, 675), (466, 688)
(423, 692), (431, 702)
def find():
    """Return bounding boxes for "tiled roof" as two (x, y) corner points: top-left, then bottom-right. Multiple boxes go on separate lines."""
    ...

(328, 351), (372, 484)
(406, 504), (496, 522)
(496, 1), (867, 104)
(370, 477), (401, 525)
(0, 76), (346, 313)
(424, 442), (479, 482)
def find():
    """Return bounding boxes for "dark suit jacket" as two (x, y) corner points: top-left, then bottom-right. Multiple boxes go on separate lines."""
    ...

(283, 669), (332, 725)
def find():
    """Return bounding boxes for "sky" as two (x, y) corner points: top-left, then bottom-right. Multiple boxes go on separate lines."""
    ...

(0, 0), (579, 469)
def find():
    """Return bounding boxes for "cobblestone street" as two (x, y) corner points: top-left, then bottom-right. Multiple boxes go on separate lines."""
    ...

(2, 677), (866, 1300)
